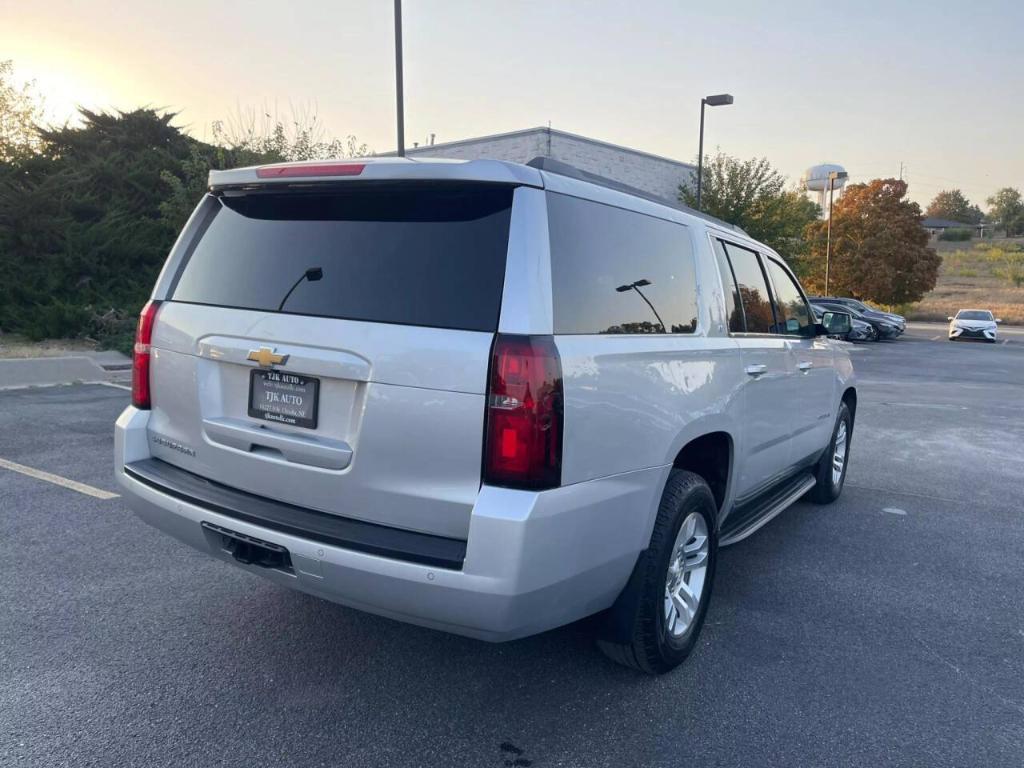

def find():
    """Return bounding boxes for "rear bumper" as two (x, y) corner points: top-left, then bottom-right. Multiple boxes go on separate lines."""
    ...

(115, 407), (665, 641)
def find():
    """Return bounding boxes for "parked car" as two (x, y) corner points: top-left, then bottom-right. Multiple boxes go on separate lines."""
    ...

(809, 296), (905, 335)
(812, 307), (876, 342)
(115, 156), (857, 674)
(812, 301), (900, 340)
(948, 309), (1000, 342)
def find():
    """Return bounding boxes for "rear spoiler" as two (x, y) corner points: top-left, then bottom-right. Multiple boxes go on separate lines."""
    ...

(208, 157), (543, 191)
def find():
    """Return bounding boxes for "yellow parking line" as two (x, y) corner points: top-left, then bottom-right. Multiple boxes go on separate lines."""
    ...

(0, 457), (119, 500)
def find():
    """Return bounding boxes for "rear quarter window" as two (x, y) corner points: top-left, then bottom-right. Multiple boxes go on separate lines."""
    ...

(547, 193), (699, 335)
(169, 184), (514, 332)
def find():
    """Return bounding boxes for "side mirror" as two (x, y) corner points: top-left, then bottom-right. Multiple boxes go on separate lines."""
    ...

(995, 318), (1002, 324)
(818, 310), (852, 337)
(947, 316), (954, 322)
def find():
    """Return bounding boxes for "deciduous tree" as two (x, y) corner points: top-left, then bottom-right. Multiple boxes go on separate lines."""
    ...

(679, 152), (819, 257)
(802, 178), (941, 305)
(925, 189), (982, 224)
(0, 59), (44, 164)
(986, 187), (1024, 237)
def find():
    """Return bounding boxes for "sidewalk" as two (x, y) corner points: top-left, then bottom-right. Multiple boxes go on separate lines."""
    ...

(0, 353), (131, 390)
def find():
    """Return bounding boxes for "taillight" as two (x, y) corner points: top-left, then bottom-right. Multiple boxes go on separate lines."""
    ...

(131, 300), (161, 409)
(483, 335), (563, 490)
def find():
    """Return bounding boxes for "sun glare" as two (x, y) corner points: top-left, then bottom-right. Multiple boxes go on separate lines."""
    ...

(7, 51), (129, 127)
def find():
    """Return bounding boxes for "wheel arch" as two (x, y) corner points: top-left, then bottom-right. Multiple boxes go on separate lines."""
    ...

(670, 430), (734, 518)
(841, 386), (857, 422)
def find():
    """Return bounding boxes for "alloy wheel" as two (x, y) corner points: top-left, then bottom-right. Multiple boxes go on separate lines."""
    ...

(663, 512), (709, 638)
(832, 420), (848, 486)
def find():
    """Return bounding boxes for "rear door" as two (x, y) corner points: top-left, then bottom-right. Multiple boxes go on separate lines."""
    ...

(145, 182), (516, 540)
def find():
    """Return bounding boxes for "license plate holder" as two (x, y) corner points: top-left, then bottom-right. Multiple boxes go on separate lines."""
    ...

(248, 369), (319, 429)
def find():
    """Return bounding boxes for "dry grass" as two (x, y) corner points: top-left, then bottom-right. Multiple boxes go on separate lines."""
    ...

(905, 238), (1024, 325)
(0, 333), (99, 359)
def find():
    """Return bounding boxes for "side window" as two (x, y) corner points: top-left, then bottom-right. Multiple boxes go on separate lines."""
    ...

(722, 243), (776, 334)
(763, 258), (813, 337)
(548, 193), (699, 335)
(713, 239), (745, 333)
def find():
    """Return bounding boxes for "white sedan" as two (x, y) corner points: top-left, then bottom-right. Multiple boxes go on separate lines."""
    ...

(948, 309), (1001, 342)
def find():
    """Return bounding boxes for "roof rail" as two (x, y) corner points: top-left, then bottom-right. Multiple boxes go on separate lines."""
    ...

(526, 156), (747, 235)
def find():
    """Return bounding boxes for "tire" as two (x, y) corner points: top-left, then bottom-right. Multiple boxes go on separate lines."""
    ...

(807, 401), (853, 504)
(596, 470), (718, 674)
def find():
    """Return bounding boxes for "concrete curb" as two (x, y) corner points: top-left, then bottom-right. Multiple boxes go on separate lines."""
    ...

(0, 356), (116, 389)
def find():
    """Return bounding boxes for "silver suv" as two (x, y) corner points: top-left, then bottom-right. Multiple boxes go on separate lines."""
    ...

(115, 156), (856, 673)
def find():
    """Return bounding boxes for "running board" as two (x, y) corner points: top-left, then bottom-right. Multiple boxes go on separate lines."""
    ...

(719, 473), (817, 547)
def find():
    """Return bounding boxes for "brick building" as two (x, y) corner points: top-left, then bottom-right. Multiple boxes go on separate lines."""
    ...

(400, 127), (696, 203)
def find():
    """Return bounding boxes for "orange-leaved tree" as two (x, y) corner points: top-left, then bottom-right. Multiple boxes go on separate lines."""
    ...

(802, 178), (940, 305)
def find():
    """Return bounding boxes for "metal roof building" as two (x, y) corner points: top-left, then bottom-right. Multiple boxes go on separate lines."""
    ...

(398, 126), (697, 204)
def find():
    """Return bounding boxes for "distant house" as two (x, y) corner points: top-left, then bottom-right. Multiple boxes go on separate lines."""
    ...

(393, 126), (697, 203)
(921, 217), (984, 236)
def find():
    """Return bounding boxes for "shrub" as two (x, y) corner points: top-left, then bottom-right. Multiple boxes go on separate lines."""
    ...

(938, 228), (973, 241)
(15, 301), (93, 341)
(995, 255), (1024, 288)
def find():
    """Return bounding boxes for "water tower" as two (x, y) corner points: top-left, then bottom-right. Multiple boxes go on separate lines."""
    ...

(802, 163), (848, 214)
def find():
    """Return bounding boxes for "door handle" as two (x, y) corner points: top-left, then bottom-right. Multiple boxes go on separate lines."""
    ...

(744, 364), (768, 377)
(797, 361), (813, 372)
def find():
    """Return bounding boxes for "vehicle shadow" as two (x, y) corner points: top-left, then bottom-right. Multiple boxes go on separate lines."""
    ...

(178, 566), (726, 764)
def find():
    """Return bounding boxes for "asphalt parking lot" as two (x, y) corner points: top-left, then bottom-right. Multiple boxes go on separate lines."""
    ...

(2, 325), (1023, 767)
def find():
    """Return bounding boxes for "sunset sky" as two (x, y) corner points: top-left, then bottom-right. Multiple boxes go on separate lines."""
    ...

(3, 0), (1022, 206)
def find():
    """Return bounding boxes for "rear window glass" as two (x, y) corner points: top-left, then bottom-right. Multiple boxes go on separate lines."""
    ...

(170, 185), (514, 332)
(547, 193), (699, 335)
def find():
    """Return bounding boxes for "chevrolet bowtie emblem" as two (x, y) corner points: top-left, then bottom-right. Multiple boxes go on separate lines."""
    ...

(247, 346), (289, 368)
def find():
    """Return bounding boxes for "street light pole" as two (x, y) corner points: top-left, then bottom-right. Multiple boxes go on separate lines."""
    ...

(695, 94), (733, 211)
(824, 170), (848, 295)
(394, 0), (405, 158)
(616, 279), (666, 332)
(631, 284), (665, 333)
(697, 101), (706, 211)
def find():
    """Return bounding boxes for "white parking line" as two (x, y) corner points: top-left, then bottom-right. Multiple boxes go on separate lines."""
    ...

(0, 457), (119, 499)
(930, 335), (942, 341)
(95, 381), (131, 391)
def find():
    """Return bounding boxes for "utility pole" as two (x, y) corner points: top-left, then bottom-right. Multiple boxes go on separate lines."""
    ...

(394, 0), (405, 157)
(898, 161), (904, 181)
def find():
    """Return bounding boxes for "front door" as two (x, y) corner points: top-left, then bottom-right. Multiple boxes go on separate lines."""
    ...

(717, 241), (799, 498)
(761, 256), (836, 465)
